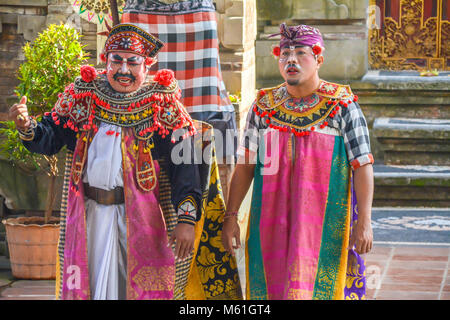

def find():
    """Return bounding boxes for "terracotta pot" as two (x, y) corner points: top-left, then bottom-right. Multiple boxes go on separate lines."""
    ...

(2, 216), (60, 280)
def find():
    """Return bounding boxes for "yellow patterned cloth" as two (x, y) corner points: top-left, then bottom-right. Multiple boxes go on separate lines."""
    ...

(177, 121), (243, 299)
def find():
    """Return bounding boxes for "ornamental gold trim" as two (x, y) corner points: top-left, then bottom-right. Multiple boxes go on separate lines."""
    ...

(369, 0), (449, 71)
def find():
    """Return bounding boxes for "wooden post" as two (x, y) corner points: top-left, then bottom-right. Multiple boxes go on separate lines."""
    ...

(109, 0), (120, 26)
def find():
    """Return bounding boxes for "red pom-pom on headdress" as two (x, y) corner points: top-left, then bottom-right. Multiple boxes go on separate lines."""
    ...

(312, 43), (323, 56)
(99, 53), (107, 63)
(272, 46), (280, 57)
(154, 69), (175, 86)
(80, 65), (97, 83)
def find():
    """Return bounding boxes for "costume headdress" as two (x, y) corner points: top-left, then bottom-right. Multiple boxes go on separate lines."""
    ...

(103, 23), (164, 58)
(270, 23), (325, 58)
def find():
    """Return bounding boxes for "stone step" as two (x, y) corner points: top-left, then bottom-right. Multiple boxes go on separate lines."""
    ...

(374, 164), (450, 207)
(373, 118), (450, 166)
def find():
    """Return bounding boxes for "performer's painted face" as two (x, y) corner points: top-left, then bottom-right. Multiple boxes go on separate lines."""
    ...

(106, 52), (148, 93)
(278, 46), (323, 86)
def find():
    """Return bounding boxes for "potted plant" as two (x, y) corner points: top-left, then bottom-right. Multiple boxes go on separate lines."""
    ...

(0, 24), (88, 279)
(229, 92), (241, 129)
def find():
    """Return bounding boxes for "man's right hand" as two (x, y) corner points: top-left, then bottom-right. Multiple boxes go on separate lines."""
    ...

(9, 96), (30, 131)
(221, 216), (241, 256)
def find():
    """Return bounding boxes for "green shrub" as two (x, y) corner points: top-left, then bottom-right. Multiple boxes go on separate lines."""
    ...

(16, 23), (88, 115)
(0, 24), (88, 167)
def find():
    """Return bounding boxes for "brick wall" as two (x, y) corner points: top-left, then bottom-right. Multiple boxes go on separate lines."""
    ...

(0, 0), (98, 120)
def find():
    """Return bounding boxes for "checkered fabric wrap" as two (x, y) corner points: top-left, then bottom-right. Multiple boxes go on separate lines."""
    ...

(122, 11), (234, 114)
(237, 101), (373, 170)
(158, 161), (194, 300)
(56, 150), (74, 300)
(122, 0), (215, 15)
(335, 101), (373, 169)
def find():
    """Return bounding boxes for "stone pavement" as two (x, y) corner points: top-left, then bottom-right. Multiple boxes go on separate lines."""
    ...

(0, 206), (449, 300)
(0, 256), (55, 300)
(0, 244), (448, 300)
(365, 245), (449, 300)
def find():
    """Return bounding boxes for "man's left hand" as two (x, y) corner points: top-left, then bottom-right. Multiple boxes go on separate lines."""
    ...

(348, 218), (373, 254)
(169, 223), (195, 261)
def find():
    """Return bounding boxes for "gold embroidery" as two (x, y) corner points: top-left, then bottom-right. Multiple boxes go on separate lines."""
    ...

(289, 259), (317, 283)
(346, 254), (366, 290)
(132, 266), (175, 292)
(287, 288), (313, 300)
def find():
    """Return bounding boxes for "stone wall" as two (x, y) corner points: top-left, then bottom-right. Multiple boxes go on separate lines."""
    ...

(216, 0), (257, 129)
(255, 0), (369, 88)
(0, 0), (97, 121)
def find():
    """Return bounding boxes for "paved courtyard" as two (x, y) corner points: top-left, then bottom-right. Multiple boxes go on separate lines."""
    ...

(0, 207), (449, 300)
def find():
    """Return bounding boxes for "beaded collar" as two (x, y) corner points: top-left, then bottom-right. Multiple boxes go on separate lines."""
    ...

(254, 80), (359, 136)
(51, 74), (195, 142)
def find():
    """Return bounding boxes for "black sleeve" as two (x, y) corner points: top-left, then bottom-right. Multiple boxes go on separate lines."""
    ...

(155, 130), (202, 225)
(22, 115), (77, 155)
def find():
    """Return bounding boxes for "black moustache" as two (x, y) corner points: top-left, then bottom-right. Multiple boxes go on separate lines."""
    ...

(113, 72), (136, 82)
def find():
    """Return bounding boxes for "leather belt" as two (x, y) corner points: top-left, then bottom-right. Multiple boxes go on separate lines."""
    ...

(83, 183), (124, 205)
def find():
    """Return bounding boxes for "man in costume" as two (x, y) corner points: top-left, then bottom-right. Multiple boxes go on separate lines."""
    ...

(10, 23), (242, 300)
(222, 23), (374, 300)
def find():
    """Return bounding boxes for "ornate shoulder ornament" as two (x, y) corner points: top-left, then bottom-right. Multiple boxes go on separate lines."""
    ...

(253, 80), (359, 136)
(50, 67), (196, 142)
